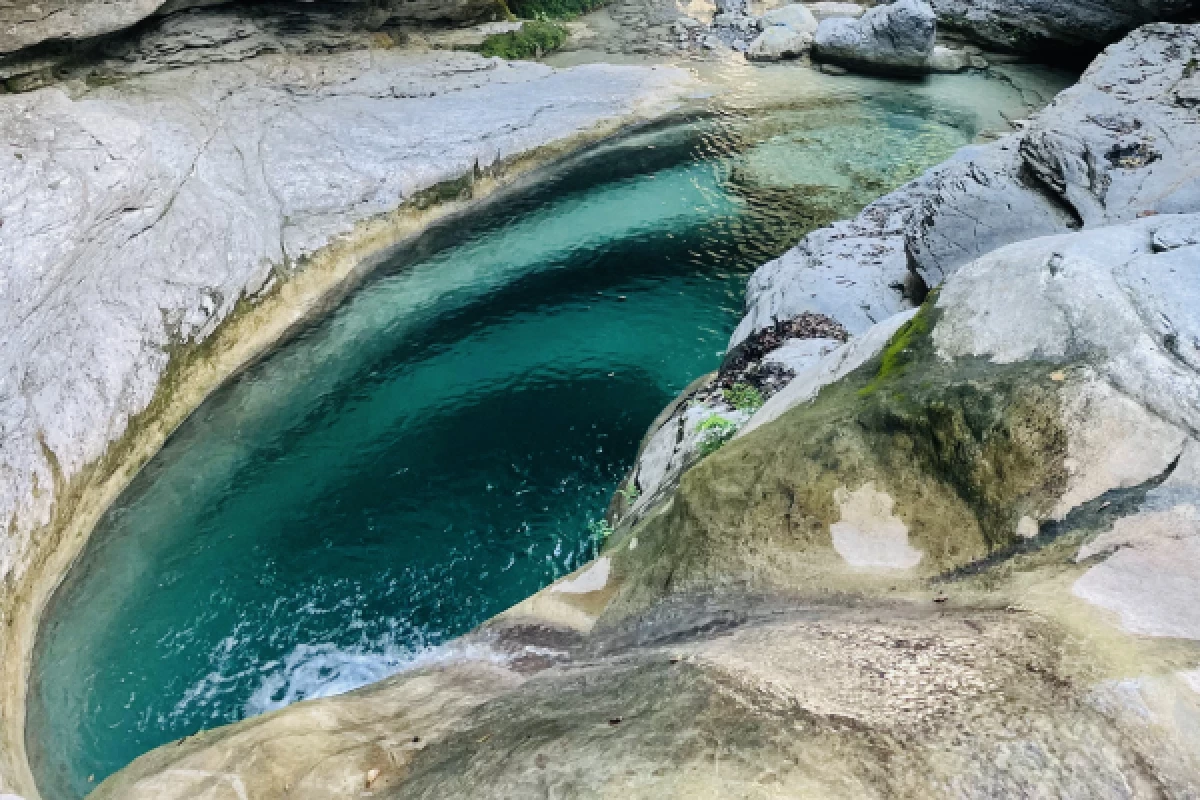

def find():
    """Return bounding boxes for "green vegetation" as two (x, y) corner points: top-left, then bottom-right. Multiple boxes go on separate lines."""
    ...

(617, 484), (641, 504)
(697, 415), (739, 456)
(588, 518), (615, 544)
(858, 301), (934, 397)
(480, 20), (569, 59)
(507, 0), (607, 19)
(723, 383), (764, 413)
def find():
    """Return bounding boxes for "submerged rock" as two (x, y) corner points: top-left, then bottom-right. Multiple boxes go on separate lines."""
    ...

(812, 0), (937, 74)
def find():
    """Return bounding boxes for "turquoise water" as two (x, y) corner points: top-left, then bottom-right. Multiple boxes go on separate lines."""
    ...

(27, 66), (1073, 799)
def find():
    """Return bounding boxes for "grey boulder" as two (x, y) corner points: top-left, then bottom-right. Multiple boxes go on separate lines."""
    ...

(813, 0), (937, 74)
(760, 3), (819, 34)
(930, 0), (1197, 56)
(746, 25), (814, 59)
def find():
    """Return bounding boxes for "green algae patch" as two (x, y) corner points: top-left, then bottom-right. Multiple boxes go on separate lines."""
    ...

(481, 21), (569, 59)
(859, 302), (933, 397)
(599, 302), (1072, 623)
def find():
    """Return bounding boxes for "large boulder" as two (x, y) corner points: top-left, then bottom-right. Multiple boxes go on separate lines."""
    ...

(746, 6), (817, 61)
(812, 0), (937, 74)
(930, 0), (1197, 57)
(746, 25), (814, 59)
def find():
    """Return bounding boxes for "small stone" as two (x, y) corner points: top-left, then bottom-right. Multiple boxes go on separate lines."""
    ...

(365, 768), (381, 788)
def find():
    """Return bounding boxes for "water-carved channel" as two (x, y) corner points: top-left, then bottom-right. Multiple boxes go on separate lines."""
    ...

(27, 64), (1073, 799)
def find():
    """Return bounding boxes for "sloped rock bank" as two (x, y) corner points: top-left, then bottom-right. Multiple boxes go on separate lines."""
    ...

(0, 47), (690, 798)
(92, 22), (1200, 800)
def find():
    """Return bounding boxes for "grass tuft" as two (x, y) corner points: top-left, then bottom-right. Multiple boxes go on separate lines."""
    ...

(480, 20), (569, 59)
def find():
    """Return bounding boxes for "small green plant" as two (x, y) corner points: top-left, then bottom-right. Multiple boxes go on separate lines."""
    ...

(480, 20), (569, 59)
(697, 415), (738, 456)
(588, 518), (614, 544)
(507, 0), (608, 19)
(723, 383), (764, 412)
(617, 484), (640, 504)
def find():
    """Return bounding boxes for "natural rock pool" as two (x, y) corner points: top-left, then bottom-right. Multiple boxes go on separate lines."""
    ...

(26, 63), (1072, 799)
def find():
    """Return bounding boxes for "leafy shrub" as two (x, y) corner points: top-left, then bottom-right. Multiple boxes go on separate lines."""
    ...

(697, 415), (739, 456)
(617, 484), (641, 503)
(480, 20), (569, 59)
(723, 383), (764, 412)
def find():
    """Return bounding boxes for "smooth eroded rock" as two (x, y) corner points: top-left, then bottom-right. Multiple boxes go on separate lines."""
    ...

(812, 0), (936, 74)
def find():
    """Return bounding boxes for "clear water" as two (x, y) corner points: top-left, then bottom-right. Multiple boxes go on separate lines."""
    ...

(27, 64), (1074, 799)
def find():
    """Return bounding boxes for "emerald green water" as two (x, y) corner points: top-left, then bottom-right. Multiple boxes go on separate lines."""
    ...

(27, 65), (1073, 799)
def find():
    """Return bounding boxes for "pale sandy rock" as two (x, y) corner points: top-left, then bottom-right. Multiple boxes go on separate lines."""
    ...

(551, 557), (610, 594)
(1053, 377), (1187, 517)
(830, 482), (922, 569)
(1073, 507), (1200, 639)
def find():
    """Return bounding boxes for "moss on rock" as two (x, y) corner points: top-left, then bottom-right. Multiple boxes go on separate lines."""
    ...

(600, 301), (1070, 620)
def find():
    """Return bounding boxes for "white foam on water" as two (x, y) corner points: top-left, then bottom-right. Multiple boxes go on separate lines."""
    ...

(173, 631), (512, 724)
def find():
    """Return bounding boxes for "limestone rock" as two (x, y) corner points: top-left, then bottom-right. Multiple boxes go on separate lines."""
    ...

(759, 3), (819, 34)
(745, 25), (813, 59)
(930, 0), (1196, 56)
(812, 0), (936, 75)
